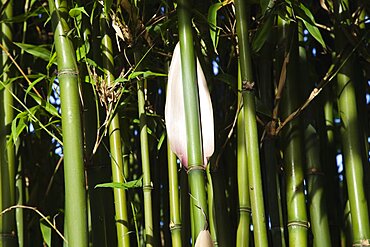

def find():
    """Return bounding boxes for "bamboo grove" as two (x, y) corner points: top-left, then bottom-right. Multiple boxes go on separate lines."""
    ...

(0, 0), (369, 246)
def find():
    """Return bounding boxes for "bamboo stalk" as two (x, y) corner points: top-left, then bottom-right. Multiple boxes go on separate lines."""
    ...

(321, 87), (341, 246)
(259, 39), (286, 247)
(167, 145), (182, 247)
(48, 0), (88, 245)
(278, 18), (308, 247)
(298, 21), (331, 247)
(334, 0), (370, 244)
(304, 125), (331, 247)
(0, 0), (17, 245)
(234, 0), (268, 246)
(137, 77), (154, 246)
(177, 0), (208, 241)
(100, 11), (131, 247)
(236, 62), (251, 247)
(206, 166), (217, 246)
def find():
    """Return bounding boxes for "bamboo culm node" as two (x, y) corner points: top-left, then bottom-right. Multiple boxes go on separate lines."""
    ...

(287, 220), (310, 229)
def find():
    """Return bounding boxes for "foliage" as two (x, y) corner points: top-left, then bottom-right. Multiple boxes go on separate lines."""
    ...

(0, 0), (369, 246)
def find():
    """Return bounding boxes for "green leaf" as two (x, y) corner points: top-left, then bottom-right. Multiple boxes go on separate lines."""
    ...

(115, 77), (129, 84)
(104, 0), (113, 17)
(293, 3), (326, 48)
(14, 42), (54, 63)
(252, 13), (274, 53)
(25, 74), (46, 99)
(208, 3), (223, 54)
(128, 71), (167, 80)
(95, 177), (143, 190)
(11, 112), (28, 144)
(157, 131), (166, 151)
(69, 6), (89, 18)
(0, 6), (45, 23)
(260, 0), (270, 14)
(76, 41), (90, 61)
(255, 98), (272, 119)
(215, 73), (237, 91)
(47, 52), (57, 69)
(40, 219), (52, 247)
(28, 92), (61, 118)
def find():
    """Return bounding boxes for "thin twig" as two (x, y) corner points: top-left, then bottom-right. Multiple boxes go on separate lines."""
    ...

(0, 43), (42, 98)
(0, 205), (67, 243)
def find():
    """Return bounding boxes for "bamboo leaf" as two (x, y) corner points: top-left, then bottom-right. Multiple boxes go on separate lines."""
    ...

(252, 13), (274, 53)
(47, 52), (58, 69)
(14, 42), (54, 63)
(25, 74), (46, 100)
(11, 112), (28, 144)
(0, 6), (45, 23)
(95, 177), (143, 190)
(215, 73), (237, 91)
(40, 220), (52, 247)
(260, 0), (270, 14)
(157, 131), (166, 151)
(76, 41), (90, 61)
(208, 3), (222, 54)
(69, 6), (89, 18)
(104, 0), (113, 16)
(293, 3), (326, 48)
(129, 70), (167, 80)
(28, 92), (61, 118)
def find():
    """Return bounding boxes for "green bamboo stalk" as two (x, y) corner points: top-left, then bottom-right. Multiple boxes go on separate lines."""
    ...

(177, 0), (208, 241)
(322, 86), (341, 246)
(298, 21), (331, 247)
(15, 0), (32, 245)
(336, 57), (370, 243)
(137, 77), (154, 246)
(167, 144), (182, 247)
(259, 40), (286, 247)
(100, 11), (131, 247)
(81, 15), (111, 247)
(334, 0), (370, 244)
(206, 166), (217, 246)
(0, 0), (17, 245)
(236, 62), (251, 247)
(343, 200), (353, 246)
(278, 18), (308, 247)
(80, 9), (117, 246)
(234, 0), (268, 246)
(48, 0), (88, 246)
(180, 170), (191, 246)
(304, 125), (331, 247)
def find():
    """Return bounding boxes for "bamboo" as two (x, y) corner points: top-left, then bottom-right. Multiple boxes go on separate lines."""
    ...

(81, 14), (111, 247)
(206, 166), (217, 246)
(236, 62), (251, 247)
(16, 0), (31, 245)
(259, 40), (286, 247)
(177, 0), (208, 241)
(336, 53), (370, 244)
(304, 125), (331, 247)
(81, 9), (116, 246)
(180, 169), (191, 246)
(0, 0), (17, 245)
(321, 87), (341, 246)
(48, 0), (88, 245)
(279, 18), (308, 247)
(298, 21), (331, 247)
(234, 0), (268, 246)
(334, 0), (370, 244)
(167, 145), (182, 247)
(100, 11), (131, 247)
(137, 77), (154, 246)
